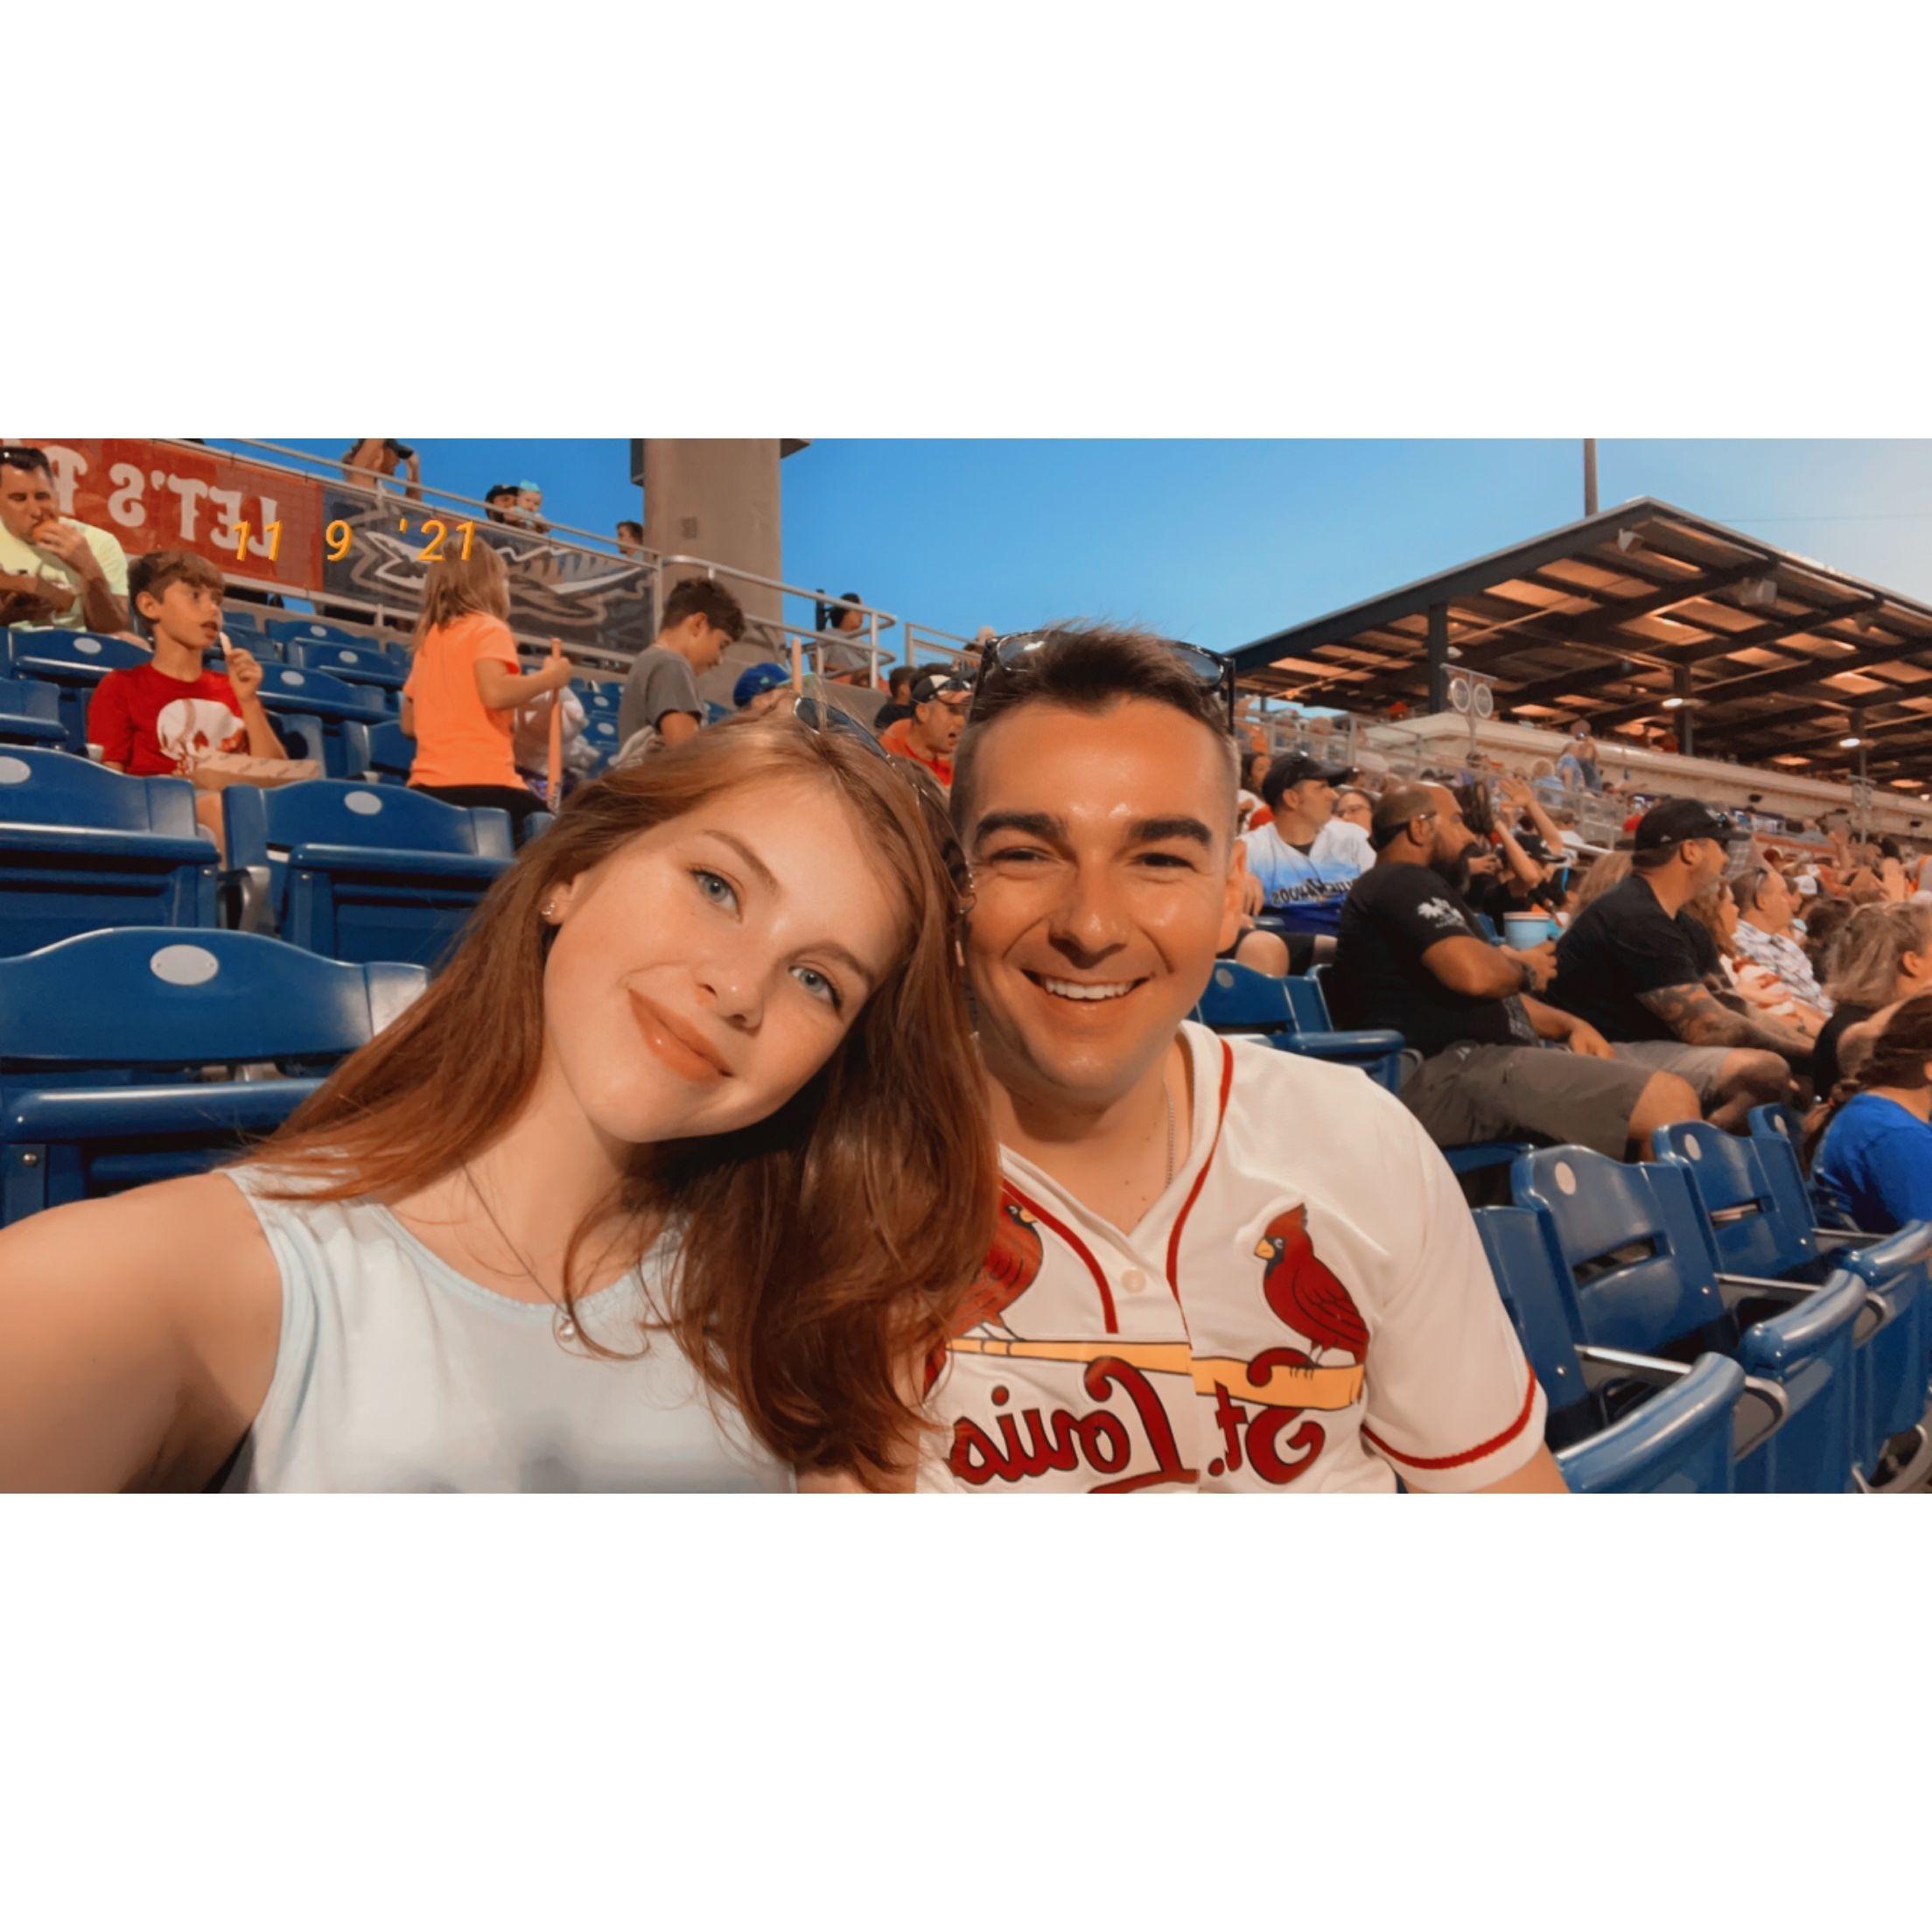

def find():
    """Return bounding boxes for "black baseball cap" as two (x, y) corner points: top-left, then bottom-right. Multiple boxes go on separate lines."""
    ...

(1633, 797), (1732, 852)
(1261, 752), (1354, 810)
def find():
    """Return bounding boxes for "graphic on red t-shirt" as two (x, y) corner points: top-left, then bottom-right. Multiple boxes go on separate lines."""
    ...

(88, 665), (246, 776)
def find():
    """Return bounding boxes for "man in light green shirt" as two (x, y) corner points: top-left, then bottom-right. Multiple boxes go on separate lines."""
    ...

(0, 444), (130, 632)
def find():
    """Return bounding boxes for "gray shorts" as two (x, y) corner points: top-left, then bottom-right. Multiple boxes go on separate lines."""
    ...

(1399, 1042), (1660, 1160)
(1606, 1040), (1740, 1104)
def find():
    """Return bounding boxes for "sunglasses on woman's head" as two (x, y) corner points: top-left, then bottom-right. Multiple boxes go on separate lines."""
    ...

(970, 630), (1238, 734)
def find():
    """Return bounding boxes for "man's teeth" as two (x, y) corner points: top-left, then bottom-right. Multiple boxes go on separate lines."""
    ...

(1040, 976), (1136, 1002)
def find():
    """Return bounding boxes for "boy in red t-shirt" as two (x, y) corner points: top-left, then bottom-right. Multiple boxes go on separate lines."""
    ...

(89, 550), (286, 851)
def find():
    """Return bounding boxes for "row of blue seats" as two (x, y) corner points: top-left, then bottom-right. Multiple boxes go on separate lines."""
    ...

(0, 926), (424, 1224)
(0, 629), (622, 774)
(1192, 961), (1932, 1492)
(0, 750), (545, 970)
(1480, 1121), (1931, 1494)
(1193, 959), (1530, 1178)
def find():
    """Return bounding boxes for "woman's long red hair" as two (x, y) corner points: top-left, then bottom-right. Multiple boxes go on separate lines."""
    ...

(246, 717), (998, 1485)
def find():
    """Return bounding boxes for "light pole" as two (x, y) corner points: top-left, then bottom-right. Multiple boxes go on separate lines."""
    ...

(1584, 439), (1599, 517)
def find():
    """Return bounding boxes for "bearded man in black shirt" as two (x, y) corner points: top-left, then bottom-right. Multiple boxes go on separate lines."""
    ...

(1332, 784), (1701, 1158)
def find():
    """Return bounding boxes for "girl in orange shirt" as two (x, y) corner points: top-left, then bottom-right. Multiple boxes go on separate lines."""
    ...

(402, 542), (576, 832)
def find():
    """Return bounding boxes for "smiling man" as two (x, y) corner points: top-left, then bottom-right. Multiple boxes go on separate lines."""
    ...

(923, 626), (1564, 1493)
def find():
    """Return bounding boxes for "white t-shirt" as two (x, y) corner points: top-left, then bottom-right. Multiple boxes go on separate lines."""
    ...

(1241, 821), (1368, 932)
(920, 1023), (1545, 1494)
(1311, 817), (1375, 872)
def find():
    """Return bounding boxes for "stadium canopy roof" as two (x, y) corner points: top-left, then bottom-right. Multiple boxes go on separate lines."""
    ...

(1230, 499), (1932, 788)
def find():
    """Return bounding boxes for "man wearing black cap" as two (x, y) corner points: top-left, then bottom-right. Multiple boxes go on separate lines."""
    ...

(1547, 797), (1808, 1129)
(879, 671), (971, 791)
(1240, 751), (1368, 937)
(1333, 785), (1701, 1158)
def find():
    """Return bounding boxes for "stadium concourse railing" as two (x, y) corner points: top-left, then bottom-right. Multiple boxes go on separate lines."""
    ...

(221, 441), (984, 689)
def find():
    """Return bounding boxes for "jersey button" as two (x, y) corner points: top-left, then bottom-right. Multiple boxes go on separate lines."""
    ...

(1121, 1269), (1147, 1295)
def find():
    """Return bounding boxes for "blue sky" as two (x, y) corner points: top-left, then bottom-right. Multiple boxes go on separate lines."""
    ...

(242, 439), (1932, 652)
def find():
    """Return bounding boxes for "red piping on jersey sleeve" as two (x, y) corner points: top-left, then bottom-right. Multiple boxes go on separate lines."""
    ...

(1362, 1364), (1540, 1473)
(1165, 1038), (1236, 1301)
(998, 1176), (1119, 1334)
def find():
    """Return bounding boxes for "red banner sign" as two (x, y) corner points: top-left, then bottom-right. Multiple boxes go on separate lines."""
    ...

(24, 439), (326, 592)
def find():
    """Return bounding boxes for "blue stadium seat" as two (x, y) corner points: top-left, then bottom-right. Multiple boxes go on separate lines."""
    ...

(576, 682), (620, 717)
(223, 780), (514, 968)
(290, 637), (408, 691)
(1651, 1119), (1931, 1487)
(2, 627), (150, 752)
(1512, 1145), (1865, 1491)
(209, 633), (284, 665)
(519, 811), (556, 846)
(0, 749), (217, 956)
(1474, 1204), (1743, 1492)
(267, 710), (330, 771)
(584, 715), (621, 752)
(219, 606), (267, 637)
(341, 718), (415, 784)
(267, 616), (379, 651)
(1194, 960), (1404, 1089)
(0, 928), (425, 1222)
(0, 676), (66, 749)
(252, 663), (392, 776)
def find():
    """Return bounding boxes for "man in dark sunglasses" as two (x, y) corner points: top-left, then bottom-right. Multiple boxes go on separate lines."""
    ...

(878, 671), (971, 792)
(918, 623), (1564, 1495)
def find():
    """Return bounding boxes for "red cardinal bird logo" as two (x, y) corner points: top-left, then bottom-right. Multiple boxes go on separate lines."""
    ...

(1254, 1205), (1367, 1362)
(953, 1196), (1046, 1337)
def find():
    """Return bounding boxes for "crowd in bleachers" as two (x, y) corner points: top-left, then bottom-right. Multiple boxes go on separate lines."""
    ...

(2, 434), (1929, 1494)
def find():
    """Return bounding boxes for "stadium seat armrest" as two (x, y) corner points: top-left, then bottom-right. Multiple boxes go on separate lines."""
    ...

(1573, 1343), (1693, 1390)
(1813, 1228), (1885, 1249)
(1556, 1353), (1746, 1494)
(284, 842), (512, 883)
(1714, 1270), (1819, 1305)
(221, 862), (274, 934)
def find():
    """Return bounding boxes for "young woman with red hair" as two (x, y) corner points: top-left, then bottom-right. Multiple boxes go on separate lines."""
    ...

(0, 716), (998, 1491)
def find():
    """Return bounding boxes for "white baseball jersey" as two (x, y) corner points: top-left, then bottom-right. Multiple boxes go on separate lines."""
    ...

(920, 1022), (1545, 1494)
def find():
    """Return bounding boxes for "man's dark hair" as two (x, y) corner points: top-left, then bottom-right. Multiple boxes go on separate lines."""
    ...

(485, 483), (518, 505)
(949, 623), (1237, 834)
(660, 577), (746, 642)
(616, 520), (644, 542)
(887, 665), (916, 700)
(0, 444), (52, 479)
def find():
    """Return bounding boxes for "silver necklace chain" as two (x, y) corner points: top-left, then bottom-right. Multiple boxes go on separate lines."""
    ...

(461, 1164), (578, 1339)
(1164, 1075), (1176, 1191)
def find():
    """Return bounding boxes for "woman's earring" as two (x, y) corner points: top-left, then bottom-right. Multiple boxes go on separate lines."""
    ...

(542, 898), (561, 923)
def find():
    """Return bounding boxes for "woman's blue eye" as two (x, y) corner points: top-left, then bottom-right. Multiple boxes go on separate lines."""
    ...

(692, 868), (738, 913)
(793, 965), (841, 1010)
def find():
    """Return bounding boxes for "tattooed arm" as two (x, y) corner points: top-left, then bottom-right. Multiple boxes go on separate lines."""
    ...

(1636, 980), (1813, 1060)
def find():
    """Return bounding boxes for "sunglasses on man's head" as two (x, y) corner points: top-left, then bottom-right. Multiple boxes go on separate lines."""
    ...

(970, 631), (1238, 734)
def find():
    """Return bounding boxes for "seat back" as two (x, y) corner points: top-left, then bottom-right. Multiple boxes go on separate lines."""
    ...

(0, 676), (65, 746)
(1281, 974), (1331, 1032)
(0, 927), (426, 1074)
(224, 780), (514, 967)
(1472, 1205), (1596, 1446)
(255, 662), (390, 718)
(228, 779), (514, 864)
(1194, 960), (1293, 1033)
(268, 617), (378, 650)
(0, 749), (217, 953)
(1650, 1119), (1815, 1279)
(3, 628), (150, 750)
(290, 638), (407, 689)
(0, 928), (426, 1220)
(1749, 1102), (1846, 1228)
(1511, 1144), (1730, 1355)
(342, 718), (415, 783)
(1474, 1203), (1742, 1492)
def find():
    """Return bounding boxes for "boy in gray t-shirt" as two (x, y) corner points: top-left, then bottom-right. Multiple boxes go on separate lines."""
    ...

(613, 578), (745, 757)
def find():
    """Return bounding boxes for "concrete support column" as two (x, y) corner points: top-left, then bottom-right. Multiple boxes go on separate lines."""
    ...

(641, 439), (784, 631)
